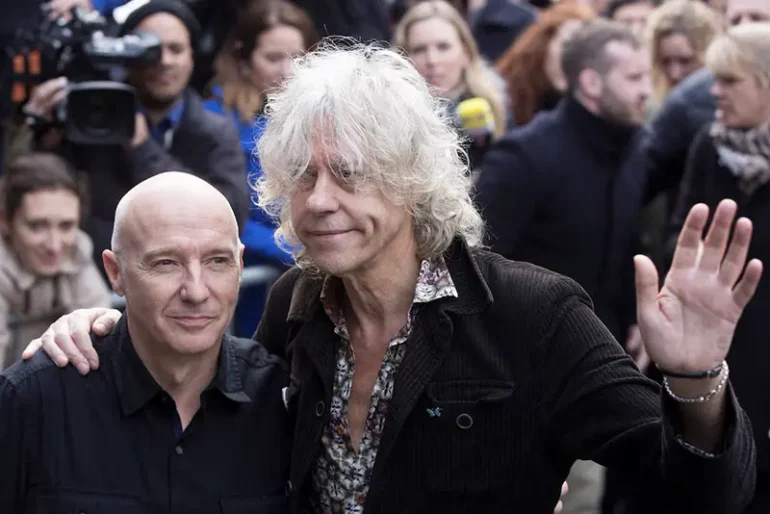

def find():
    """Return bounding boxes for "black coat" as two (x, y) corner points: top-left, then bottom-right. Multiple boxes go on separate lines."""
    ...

(475, 97), (648, 341)
(471, 0), (537, 63)
(644, 68), (715, 202)
(256, 239), (755, 514)
(668, 127), (770, 513)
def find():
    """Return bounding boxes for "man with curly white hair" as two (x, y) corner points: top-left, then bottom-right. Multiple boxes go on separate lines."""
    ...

(22, 41), (762, 513)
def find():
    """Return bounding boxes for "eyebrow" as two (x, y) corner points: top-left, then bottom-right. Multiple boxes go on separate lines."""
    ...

(142, 247), (236, 261)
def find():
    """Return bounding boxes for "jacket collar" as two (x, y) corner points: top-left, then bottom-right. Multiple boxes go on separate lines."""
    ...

(111, 316), (251, 417)
(284, 237), (493, 323)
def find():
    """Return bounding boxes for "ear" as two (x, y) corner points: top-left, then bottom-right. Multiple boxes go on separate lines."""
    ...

(238, 242), (245, 275)
(578, 68), (604, 99)
(102, 250), (125, 296)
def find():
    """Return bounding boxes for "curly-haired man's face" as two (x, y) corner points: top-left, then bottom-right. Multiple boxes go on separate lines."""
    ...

(289, 138), (416, 278)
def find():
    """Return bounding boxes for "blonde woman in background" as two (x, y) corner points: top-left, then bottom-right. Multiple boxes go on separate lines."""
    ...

(394, 0), (509, 171)
(666, 22), (770, 513)
(645, 0), (722, 114)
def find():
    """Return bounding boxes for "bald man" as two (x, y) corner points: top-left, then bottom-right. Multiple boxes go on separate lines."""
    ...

(0, 172), (292, 513)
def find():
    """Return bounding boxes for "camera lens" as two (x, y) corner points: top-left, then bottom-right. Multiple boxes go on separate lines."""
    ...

(86, 93), (112, 134)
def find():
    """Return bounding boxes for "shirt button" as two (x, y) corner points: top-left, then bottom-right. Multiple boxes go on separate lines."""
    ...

(315, 401), (325, 417)
(175, 445), (184, 455)
(284, 480), (293, 495)
(456, 413), (474, 430)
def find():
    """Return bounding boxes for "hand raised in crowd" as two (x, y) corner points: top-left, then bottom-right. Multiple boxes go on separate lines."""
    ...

(22, 307), (121, 375)
(45, 0), (93, 21)
(635, 199), (762, 376)
(23, 77), (68, 121)
(129, 113), (150, 149)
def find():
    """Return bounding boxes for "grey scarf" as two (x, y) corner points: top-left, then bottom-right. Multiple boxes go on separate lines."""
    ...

(711, 120), (770, 195)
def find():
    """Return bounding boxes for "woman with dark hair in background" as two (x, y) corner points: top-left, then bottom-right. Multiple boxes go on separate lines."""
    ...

(0, 152), (110, 370)
(203, 0), (318, 336)
(497, 1), (596, 127)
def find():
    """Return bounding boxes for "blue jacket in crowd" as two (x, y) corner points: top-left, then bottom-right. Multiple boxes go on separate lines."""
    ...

(202, 86), (290, 266)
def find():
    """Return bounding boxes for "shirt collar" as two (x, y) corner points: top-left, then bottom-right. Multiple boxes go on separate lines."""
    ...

(111, 316), (251, 417)
(319, 255), (458, 332)
(139, 98), (186, 141)
(286, 238), (493, 323)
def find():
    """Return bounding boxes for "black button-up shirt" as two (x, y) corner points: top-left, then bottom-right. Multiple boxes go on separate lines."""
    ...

(0, 316), (292, 513)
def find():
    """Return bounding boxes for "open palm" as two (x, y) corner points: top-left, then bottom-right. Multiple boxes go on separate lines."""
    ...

(635, 200), (763, 373)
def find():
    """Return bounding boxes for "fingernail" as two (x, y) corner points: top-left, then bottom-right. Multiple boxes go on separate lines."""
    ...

(77, 362), (89, 375)
(94, 322), (105, 332)
(56, 357), (68, 367)
(88, 359), (99, 369)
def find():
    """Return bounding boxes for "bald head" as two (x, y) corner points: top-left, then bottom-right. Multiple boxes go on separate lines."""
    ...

(112, 172), (238, 254)
(104, 172), (244, 362)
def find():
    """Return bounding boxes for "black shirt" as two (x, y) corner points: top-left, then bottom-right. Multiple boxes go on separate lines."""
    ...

(0, 316), (292, 513)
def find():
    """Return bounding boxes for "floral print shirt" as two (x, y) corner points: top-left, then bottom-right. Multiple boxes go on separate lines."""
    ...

(311, 257), (458, 513)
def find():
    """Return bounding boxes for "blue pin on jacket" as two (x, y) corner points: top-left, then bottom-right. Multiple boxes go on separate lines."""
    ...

(427, 407), (442, 418)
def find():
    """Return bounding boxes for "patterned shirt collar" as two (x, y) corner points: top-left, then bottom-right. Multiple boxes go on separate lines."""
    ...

(320, 255), (458, 339)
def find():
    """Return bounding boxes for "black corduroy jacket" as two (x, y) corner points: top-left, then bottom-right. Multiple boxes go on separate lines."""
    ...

(256, 238), (756, 514)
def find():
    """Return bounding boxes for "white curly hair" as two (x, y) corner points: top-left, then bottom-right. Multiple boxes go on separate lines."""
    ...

(254, 40), (485, 270)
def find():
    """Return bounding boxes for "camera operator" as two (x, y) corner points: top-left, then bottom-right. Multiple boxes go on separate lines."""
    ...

(19, 0), (248, 272)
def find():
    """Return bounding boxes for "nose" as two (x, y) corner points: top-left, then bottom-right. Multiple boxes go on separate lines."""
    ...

(667, 64), (685, 85)
(305, 169), (340, 214)
(279, 57), (292, 79)
(44, 230), (63, 254)
(710, 81), (723, 99)
(640, 73), (653, 100)
(424, 46), (440, 68)
(161, 46), (175, 66)
(180, 262), (210, 304)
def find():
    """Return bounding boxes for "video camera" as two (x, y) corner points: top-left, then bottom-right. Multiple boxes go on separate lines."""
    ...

(10, 7), (162, 145)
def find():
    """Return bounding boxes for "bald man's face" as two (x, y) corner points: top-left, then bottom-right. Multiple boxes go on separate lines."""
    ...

(105, 195), (242, 357)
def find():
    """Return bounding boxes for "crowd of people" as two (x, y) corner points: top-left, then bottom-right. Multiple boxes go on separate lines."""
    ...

(1, 0), (769, 512)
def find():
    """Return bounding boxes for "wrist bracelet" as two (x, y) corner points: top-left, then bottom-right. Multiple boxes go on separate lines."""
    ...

(663, 360), (729, 404)
(656, 360), (724, 379)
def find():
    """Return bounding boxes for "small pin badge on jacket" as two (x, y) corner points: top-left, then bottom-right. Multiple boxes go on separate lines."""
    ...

(427, 407), (442, 418)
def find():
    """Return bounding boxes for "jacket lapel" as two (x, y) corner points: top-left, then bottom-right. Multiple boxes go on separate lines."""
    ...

(369, 302), (453, 486)
(288, 314), (338, 490)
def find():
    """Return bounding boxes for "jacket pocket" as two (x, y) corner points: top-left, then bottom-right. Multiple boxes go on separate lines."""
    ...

(220, 495), (289, 514)
(31, 491), (152, 514)
(418, 379), (518, 492)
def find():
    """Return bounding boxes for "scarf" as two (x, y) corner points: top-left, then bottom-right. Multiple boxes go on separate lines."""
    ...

(711, 120), (770, 195)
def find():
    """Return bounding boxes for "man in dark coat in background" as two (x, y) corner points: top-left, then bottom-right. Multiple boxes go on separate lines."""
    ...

(477, 20), (651, 348)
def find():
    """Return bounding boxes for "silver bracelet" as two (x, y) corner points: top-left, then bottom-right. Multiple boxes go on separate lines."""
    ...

(663, 360), (729, 404)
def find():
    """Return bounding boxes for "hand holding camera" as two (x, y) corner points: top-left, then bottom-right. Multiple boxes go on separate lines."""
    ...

(24, 77), (69, 121)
